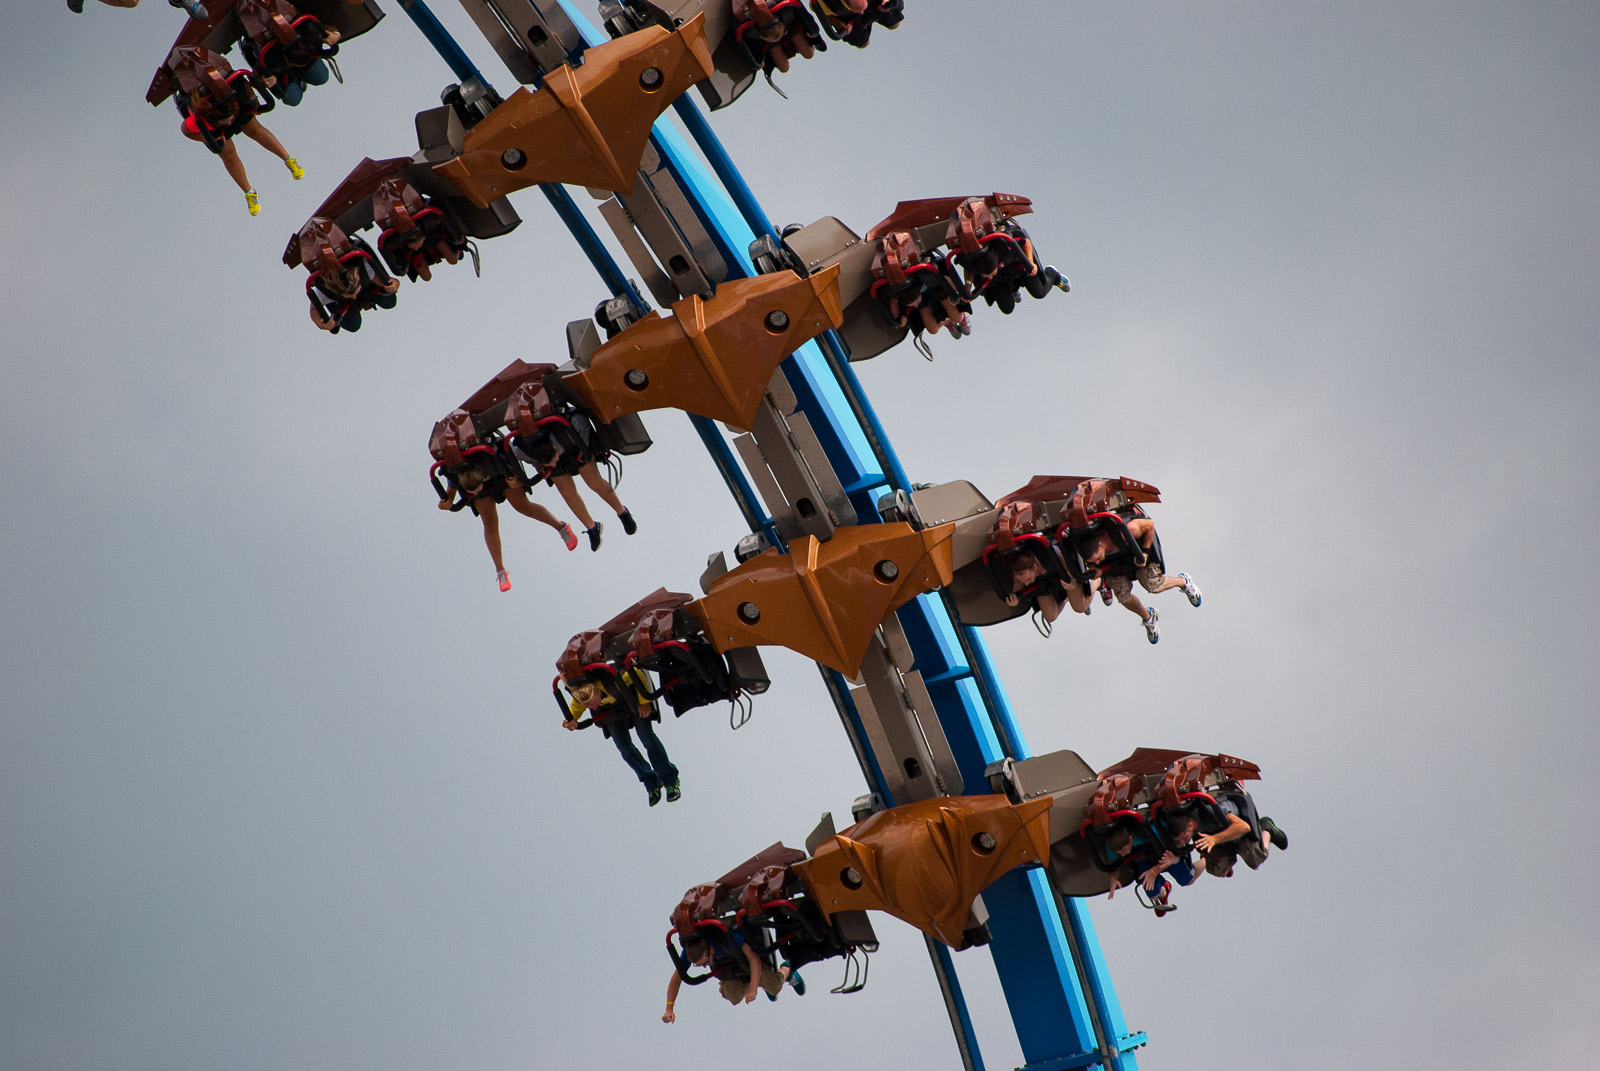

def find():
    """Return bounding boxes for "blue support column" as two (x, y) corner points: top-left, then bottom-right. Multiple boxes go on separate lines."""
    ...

(396, 0), (485, 83)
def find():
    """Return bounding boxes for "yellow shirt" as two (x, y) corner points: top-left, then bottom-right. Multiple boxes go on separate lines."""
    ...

(566, 667), (655, 720)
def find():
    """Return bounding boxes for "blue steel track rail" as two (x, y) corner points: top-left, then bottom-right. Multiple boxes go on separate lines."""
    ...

(394, 2), (1144, 1066)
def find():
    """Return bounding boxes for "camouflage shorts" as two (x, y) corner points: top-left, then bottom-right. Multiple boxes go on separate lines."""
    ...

(1204, 833), (1269, 877)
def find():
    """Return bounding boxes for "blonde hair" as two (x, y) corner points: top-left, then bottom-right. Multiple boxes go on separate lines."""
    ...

(568, 681), (598, 705)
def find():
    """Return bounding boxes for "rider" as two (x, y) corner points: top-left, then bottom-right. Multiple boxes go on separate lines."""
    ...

(438, 455), (577, 592)
(661, 933), (798, 1022)
(564, 675), (680, 806)
(171, 48), (303, 216)
(513, 434), (637, 552)
(1079, 521), (1201, 645)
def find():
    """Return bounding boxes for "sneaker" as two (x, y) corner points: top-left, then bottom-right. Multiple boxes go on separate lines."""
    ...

(619, 510), (638, 535)
(68, 0), (85, 13)
(1099, 583), (1114, 606)
(1143, 606), (1160, 645)
(285, 157), (305, 180)
(557, 522), (578, 551)
(647, 785), (662, 807)
(497, 569), (511, 593)
(1260, 816), (1288, 851)
(665, 781), (681, 803)
(1179, 572), (1202, 608)
(786, 967), (805, 995)
(244, 188), (261, 216)
(586, 522), (603, 552)
(764, 989), (778, 1002)
(1153, 902), (1177, 918)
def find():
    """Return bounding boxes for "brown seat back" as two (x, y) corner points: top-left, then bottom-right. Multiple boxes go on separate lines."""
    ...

(555, 630), (609, 681)
(427, 408), (478, 466)
(946, 197), (997, 256)
(296, 216), (353, 276)
(871, 230), (923, 287)
(237, 0), (302, 46)
(373, 176), (429, 235)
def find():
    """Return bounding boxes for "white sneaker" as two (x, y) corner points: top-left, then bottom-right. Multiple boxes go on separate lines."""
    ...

(1179, 572), (1202, 607)
(1143, 606), (1160, 645)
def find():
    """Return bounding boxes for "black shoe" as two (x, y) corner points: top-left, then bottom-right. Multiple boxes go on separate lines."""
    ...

(665, 781), (681, 803)
(619, 510), (638, 535)
(1260, 816), (1288, 851)
(647, 785), (662, 807)
(68, 0), (85, 12)
(586, 522), (603, 551)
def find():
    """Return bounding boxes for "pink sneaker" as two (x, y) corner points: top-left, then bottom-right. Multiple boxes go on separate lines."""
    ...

(497, 569), (512, 592)
(558, 523), (578, 551)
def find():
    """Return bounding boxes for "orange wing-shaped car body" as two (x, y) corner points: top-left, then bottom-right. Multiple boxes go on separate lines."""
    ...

(795, 795), (1053, 948)
(434, 17), (714, 203)
(563, 267), (842, 431)
(686, 522), (954, 677)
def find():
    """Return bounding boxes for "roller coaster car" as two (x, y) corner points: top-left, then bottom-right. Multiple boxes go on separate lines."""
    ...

(795, 795), (1053, 949)
(281, 157), (518, 288)
(144, 0), (383, 108)
(687, 522), (955, 678)
(984, 747), (1263, 899)
(561, 267), (843, 432)
(978, 500), (1075, 615)
(433, 17), (715, 204)
(236, 0), (339, 105)
(768, 193), (1042, 361)
(868, 230), (972, 344)
(294, 216), (397, 334)
(371, 177), (473, 282)
(553, 628), (654, 733)
(161, 47), (273, 153)
(500, 378), (606, 481)
(943, 196), (1065, 314)
(893, 477), (1075, 627)
(1051, 476), (1163, 586)
(667, 843), (879, 991)
(1124, 748), (1262, 854)
(622, 590), (771, 717)
(810, 0), (903, 48)
(427, 407), (516, 510)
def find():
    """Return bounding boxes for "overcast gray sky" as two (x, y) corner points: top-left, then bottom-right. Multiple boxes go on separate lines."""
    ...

(2, 3), (1597, 1070)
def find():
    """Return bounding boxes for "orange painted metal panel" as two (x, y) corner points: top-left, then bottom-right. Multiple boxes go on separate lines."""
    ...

(685, 522), (954, 677)
(434, 17), (714, 204)
(795, 795), (1053, 948)
(564, 267), (843, 431)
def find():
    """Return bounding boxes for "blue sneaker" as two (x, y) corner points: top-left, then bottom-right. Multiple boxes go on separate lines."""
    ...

(1143, 606), (1160, 645)
(1179, 572), (1202, 607)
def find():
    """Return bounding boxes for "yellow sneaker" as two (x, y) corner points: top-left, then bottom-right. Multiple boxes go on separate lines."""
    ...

(245, 188), (261, 216)
(285, 157), (305, 180)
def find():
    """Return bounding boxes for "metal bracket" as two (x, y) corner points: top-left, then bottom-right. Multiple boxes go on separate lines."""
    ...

(454, 0), (583, 83)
